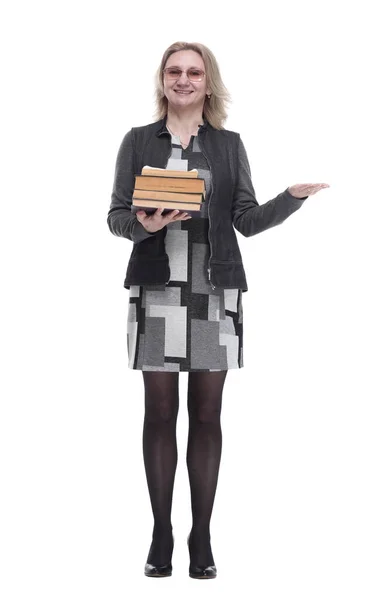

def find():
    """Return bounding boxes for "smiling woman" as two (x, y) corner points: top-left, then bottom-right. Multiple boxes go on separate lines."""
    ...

(154, 41), (231, 134)
(160, 49), (212, 146)
(124, 43), (243, 378)
(107, 39), (322, 582)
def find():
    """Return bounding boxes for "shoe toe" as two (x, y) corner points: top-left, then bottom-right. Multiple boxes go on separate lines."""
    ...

(144, 562), (172, 577)
(189, 564), (217, 579)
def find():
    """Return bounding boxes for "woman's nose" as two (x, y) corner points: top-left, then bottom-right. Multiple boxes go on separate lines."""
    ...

(177, 71), (190, 84)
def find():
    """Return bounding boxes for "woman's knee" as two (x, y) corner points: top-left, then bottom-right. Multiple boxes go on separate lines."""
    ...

(144, 396), (179, 423)
(188, 399), (222, 424)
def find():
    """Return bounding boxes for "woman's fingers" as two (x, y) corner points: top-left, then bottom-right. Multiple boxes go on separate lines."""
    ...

(288, 183), (330, 197)
(137, 208), (191, 233)
(164, 209), (190, 223)
(305, 183), (330, 195)
(174, 211), (191, 220)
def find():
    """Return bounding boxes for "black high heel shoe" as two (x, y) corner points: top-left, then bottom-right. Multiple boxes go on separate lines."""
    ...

(187, 534), (217, 579)
(144, 562), (172, 577)
(144, 533), (174, 577)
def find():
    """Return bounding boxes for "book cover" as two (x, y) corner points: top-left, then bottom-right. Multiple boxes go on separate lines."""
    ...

(132, 199), (201, 216)
(134, 175), (205, 195)
(132, 189), (204, 203)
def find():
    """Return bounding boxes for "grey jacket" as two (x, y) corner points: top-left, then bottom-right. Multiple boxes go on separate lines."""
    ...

(107, 116), (308, 292)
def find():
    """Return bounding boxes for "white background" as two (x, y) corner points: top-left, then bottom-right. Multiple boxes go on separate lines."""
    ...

(1, 0), (378, 598)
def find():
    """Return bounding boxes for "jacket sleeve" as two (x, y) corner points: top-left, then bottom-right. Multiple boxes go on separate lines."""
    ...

(231, 136), (308, 237)
(107, 129), (159, 243)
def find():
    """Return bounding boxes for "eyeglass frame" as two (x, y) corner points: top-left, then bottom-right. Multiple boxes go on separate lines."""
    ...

(162, 67), (206, 82)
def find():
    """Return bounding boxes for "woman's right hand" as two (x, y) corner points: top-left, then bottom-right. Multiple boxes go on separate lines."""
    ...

(136, 208), (192, 233)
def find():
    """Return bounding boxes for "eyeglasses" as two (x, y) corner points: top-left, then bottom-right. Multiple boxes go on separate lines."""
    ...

(163, 67), (205, 82)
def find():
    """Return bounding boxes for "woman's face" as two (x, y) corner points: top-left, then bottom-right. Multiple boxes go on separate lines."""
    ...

(163, 50), (211, 112)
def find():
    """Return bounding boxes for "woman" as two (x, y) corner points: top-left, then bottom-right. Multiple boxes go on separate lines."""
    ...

(107, 41), (329, 579)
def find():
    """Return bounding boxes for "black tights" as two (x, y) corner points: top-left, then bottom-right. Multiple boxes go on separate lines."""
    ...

(142, 370), (227, 567)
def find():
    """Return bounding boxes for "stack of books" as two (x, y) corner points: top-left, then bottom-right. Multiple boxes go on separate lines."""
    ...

(131, 166), (205, 216)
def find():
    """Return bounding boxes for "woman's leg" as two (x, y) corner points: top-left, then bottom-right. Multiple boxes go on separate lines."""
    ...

(186, 370), (228, 566)
(142, 371), (179, 565)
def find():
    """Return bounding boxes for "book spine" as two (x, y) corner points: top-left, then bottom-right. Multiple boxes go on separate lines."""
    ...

(132, 199), (201, 211)
(135, 176), (204, 193)
(133, 189), (203, 203)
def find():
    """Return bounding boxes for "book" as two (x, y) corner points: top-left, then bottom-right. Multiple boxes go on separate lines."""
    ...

(141, 166), (199, 178)
(134, 175), (205, 195)
(133, 189), (203, 203)
(132, 199), (202, 214)
(132, 166), (205, 217)
(132, 189), (203, 216)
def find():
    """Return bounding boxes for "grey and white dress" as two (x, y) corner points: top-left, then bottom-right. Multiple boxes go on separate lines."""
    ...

(126, 129), (244, 372)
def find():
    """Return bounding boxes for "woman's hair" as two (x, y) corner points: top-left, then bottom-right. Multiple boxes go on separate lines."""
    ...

(153, 41), (232, 130)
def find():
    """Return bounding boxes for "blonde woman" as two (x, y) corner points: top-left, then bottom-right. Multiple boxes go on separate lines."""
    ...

(107, 40), (329, 579)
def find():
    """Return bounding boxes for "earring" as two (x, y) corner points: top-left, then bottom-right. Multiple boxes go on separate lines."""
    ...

(207, 94), (211, 99)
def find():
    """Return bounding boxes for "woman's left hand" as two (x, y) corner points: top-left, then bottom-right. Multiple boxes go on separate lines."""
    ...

(288, 183), (330, 198)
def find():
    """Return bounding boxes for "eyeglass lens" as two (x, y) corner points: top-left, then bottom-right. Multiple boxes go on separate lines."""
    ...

(164, 68), (204, 82)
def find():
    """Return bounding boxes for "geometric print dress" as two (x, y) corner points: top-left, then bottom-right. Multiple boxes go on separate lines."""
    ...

(126, 128), (244, 371)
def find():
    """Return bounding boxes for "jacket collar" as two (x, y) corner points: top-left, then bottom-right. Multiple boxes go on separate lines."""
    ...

(155, 114), (209, 137)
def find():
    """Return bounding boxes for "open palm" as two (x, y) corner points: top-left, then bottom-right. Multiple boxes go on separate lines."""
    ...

(288, 183), (330, 198)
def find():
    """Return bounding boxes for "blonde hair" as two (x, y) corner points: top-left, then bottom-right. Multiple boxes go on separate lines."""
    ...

(153, 41), (232, 130)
